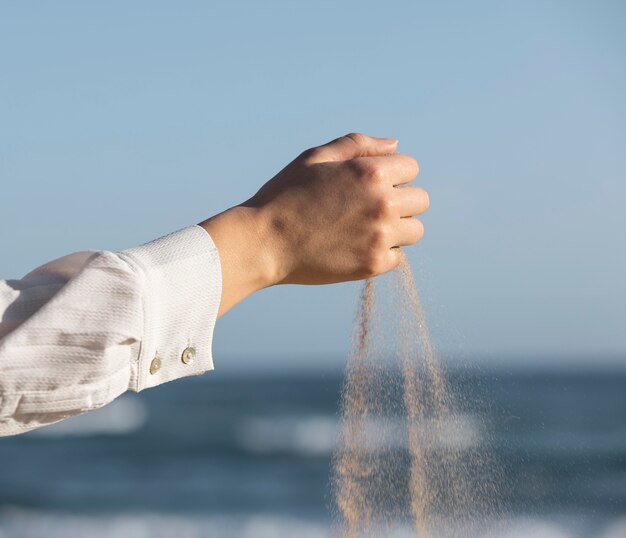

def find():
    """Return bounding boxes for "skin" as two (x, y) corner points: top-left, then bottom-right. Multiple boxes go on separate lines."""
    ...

(199, 132), (429, 318)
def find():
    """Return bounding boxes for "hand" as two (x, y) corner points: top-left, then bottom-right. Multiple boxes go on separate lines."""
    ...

(199, 133), (429, 316)
(249, 132), (428, 284)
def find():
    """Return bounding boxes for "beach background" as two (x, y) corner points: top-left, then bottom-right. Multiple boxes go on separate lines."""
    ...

(0, 367), (625, 537)
(1, 1), (625, 537)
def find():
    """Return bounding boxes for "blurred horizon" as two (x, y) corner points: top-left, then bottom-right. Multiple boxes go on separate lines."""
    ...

(1, 0), (625, 369)
(207, 352), (626, 375)
(2, 368), (625, 537)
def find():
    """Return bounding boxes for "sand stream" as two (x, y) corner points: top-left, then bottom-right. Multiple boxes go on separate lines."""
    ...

(332, 254), (501, 537)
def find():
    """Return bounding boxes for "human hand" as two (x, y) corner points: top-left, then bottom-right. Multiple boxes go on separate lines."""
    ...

(246, 132), (428, 285)
(200, 133), (429, 315)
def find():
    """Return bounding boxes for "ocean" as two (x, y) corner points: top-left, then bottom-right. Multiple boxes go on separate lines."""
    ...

(0, 367), (625, 538)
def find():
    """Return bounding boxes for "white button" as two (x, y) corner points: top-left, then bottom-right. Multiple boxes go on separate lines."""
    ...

(181, 347), (196, 365)
(149, 356), (161, 375)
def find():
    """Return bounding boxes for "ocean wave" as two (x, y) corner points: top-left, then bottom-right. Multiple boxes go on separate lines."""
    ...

(0, 509), (621, 538)
(235, 415), (337, 456)
(26, 395), (147, 437)
(235, 413), (483, 456)
(0, 509), (329, 538)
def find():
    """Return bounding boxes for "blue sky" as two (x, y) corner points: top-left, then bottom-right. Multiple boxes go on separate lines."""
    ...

(1, 1), (624, 371)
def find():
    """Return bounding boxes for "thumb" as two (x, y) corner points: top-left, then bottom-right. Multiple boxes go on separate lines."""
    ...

(306, 132), (399, 163)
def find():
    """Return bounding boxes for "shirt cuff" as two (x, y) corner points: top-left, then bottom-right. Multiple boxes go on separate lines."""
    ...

(117, 224), (222, 392)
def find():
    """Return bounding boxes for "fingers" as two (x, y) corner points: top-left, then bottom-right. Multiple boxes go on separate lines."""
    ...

(388, 247), (404, 271)
(393, 185), (430, 217)
(356, 153), (419, 186)
(303, 132), (398, 163)
(393, 217), (424, 247)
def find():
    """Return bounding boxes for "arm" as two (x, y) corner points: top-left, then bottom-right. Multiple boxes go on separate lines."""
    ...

(0, 132), (428, 436)
(0, 226), (220, 436)
(200, 132), (428, 317)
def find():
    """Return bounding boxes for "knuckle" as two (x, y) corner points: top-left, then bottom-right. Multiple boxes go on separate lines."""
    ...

(368, 162), (385, 183)
(345, 132), (367, 146)
(371, 195), (394, 219)
(349, 157), (373, 177)
(361, 225), (392, 277)
(370, 226), (389, 249)
(362, 252), (387, 278)
(352, 158), (385, 184)
(299, 147), (319, 163)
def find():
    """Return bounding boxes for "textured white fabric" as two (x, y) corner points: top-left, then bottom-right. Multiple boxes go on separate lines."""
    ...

(0, 225), (221, 437)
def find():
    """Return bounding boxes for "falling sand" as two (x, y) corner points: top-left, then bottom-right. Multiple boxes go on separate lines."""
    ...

(332, 253), (502, 538)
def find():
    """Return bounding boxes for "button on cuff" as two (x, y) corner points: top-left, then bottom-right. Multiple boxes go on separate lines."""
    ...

(149, 356), (162, 375)
(118, 225), (222, 392)
(181, 347), (196, 365)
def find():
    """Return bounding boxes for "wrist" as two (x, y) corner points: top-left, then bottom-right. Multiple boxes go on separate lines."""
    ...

(199, 204), (286, 316)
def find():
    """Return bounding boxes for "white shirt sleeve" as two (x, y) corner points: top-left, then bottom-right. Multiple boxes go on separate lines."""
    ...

(0, 224), (222, 437)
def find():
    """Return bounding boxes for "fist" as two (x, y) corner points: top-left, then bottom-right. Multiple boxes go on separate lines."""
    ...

(244, 133), (429, 285)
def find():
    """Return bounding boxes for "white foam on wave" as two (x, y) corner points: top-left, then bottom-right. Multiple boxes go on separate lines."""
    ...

(27, 395), (147, 438)
(483, 518), (576, 538)
(0, 509), (619, 538)
(600, 518), (626, 538)
(236, 415), (337, 456)
(235, 413), (483, 455)
(0, 509), (329, 538)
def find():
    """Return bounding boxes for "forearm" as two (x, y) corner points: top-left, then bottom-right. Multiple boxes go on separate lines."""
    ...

(198, 205), (282, 318)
